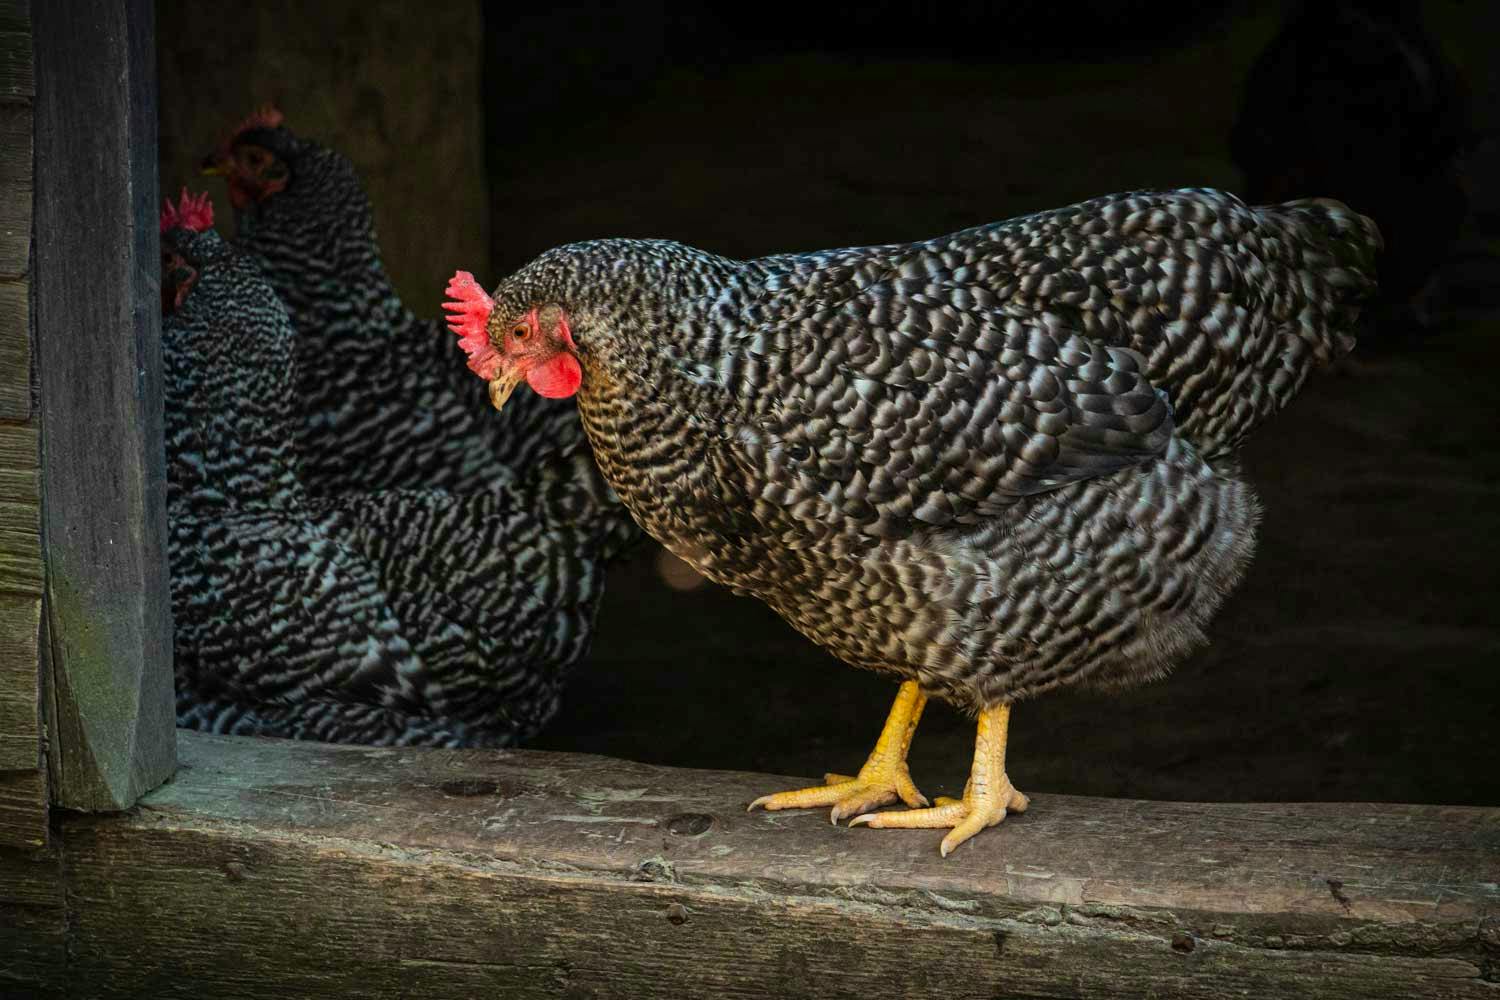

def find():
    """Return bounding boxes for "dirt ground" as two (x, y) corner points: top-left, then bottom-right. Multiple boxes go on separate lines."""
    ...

(527, 4), (1500, 806)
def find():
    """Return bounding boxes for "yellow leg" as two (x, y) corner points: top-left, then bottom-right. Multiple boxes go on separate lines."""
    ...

(748, 681), (929, 823)
(850, 701), (1028, 856)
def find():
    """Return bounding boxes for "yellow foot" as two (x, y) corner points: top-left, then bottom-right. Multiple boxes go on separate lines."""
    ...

(850, 779), (1028, 856)
(749, 762), (929, 824)
(850, 701), (1028, 856)
(748, 680), (929, 823)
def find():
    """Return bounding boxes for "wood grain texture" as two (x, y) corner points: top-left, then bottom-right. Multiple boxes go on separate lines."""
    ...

(26, 731), (1497, 999)
(0, 0), (28, 32)
(0, 593), (40, 770)
(32, 0), (174, 811)
(0, 500), (39, 593)
(0, 844), (67, 996)
(0, 103), (31, 282)
(0, 103), (28, 421)
(0, 30), (28, 99)
(0, 766), (44, 848)
(0, 282), (28, 420)
(0, 415), (39, 602)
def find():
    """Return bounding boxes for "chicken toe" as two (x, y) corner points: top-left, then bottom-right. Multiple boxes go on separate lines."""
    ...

(748, 681), (928, 823)
(850, 701), (1027, 856)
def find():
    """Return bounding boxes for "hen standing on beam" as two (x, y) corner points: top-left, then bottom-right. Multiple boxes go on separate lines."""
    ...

(448, 188), (1379, 855)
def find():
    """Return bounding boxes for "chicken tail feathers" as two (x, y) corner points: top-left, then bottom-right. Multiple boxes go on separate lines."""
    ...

(1259, 197), (1383, 360)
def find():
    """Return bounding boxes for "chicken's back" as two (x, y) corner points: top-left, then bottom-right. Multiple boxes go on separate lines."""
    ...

(763, 188), (1380, 459)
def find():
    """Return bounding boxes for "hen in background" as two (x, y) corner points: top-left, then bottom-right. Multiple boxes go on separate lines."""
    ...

(163, 190), (612, 747)
(202, 107), (636, 558)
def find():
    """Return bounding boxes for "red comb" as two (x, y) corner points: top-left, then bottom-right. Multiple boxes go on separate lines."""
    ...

(211, 104), (286, 161)
(160, 188), (215, 233)
(231, 103), (285, 139)
(443, 271), (501, 379)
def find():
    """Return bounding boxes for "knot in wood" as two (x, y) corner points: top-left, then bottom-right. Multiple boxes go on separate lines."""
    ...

(439, 778), (502, 798)
(666, 812), (714, 837)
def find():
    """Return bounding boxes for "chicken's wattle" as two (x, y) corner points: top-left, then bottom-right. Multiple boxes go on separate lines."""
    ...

(526, 353), (582, 398)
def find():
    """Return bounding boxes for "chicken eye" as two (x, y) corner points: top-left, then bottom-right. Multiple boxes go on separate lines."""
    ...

(512, 323), (531, 341)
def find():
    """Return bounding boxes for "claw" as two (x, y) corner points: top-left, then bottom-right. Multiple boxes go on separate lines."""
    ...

(747, 681), (929, 824)
(846, 702), (1028, 856)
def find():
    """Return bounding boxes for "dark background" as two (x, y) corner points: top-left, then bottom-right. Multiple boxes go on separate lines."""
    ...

(160, 1), (1500, 806)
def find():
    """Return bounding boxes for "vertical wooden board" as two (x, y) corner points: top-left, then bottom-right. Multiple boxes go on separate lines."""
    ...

(0, 32), (28, 99)
(33, 0), (174, 812)
(0, 103), (31, 281)
(0, 594), (40, 769)
(0, 282), (28, 419)
(0, 0), (29, 29)
(0, 767), (44, 847)
(0, 844), (67, 996)
(0, 421), (41, 593)
(0, 419), (36, 501)
(0, 500), (40, 592)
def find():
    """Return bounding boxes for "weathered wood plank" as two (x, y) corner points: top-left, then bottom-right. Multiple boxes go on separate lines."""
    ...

(0, 843), (68, 997)
(0, 282), (28, 419)
(30, 731), (1496, 999)
(0, 103), (31, 282)
(0, 0), (28, 32)
(33, 0), (173, 811)
(0, 500), (39, 593)
(0, 766), (44, 848)
(0, 593), (40, 770)
(0, 419), (36, 503)
(0, 418), (41, 597)
(0, 31), (27, 99)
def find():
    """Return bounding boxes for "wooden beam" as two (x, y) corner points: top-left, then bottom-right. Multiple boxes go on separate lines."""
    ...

(0, 282), (27, 420)
(0, 25), (29, 100)
(0, 0), (29, 31)
(0, 104), (31, 429)
(0, 843), (67, 998)
(32, 0), (173, 812)
(24, 731), (1497, 999)
(0, 593), (40, 771)
(0, 103), (28, 284)
(0, 424), (40, 609)
(0, 767), (44, 849)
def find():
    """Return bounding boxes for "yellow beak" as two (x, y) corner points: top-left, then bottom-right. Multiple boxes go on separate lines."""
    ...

(488, 369), (524, 412)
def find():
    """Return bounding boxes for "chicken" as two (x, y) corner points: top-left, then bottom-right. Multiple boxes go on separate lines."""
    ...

(201, 107), (636, 560)
(448, 188), (1380, 853)
(163, 190), (612, 747)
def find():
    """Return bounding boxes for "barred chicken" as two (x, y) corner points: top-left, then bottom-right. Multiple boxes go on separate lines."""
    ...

(449, 188), (1380, 853)
(201, 107), (636, 562)
(163, 191), (611, 747)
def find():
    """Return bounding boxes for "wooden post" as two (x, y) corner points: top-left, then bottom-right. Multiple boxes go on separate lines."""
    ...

(0, 0), (47, 852)
(31, 0), (175, 811)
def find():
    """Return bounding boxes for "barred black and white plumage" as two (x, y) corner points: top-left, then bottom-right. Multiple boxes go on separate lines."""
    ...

(479, 188), (1377, 702)
(163, 215), (612, 748)
(466, 188), (1380, 850)
(208, 116), (638, 561)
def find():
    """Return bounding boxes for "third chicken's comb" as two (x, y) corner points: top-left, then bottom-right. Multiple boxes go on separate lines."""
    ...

(231, 103), (285, 140)
(160, 188), (214, 233)
(443, 271), (501, 379)
(212, 103), (285, 161)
